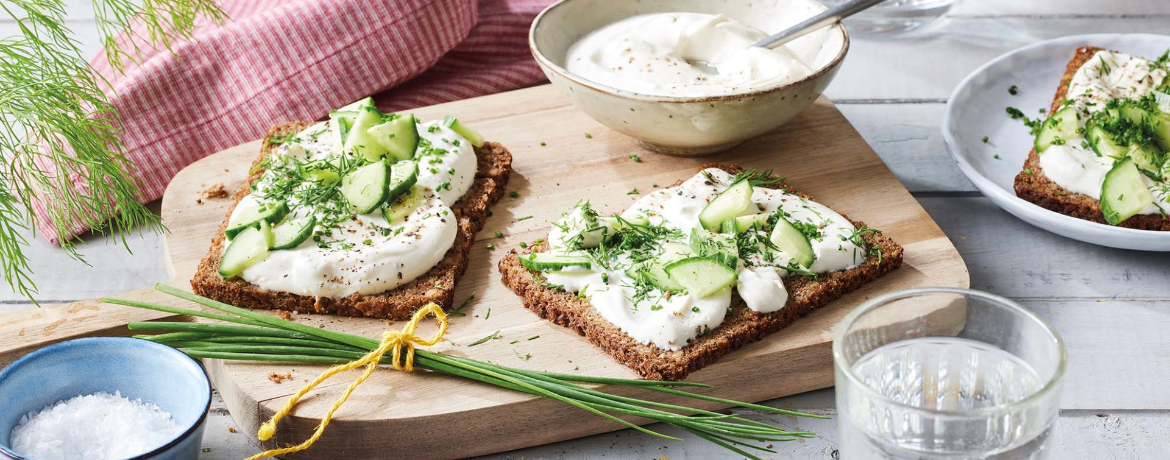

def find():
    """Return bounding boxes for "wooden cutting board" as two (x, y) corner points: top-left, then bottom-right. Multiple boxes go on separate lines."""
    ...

(156, 84), (968, 459)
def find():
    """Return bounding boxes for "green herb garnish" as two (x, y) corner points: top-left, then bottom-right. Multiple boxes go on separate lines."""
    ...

(467, 330), (500, 347)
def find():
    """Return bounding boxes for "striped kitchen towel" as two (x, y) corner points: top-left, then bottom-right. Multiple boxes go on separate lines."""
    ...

(35, 0), (552, 244)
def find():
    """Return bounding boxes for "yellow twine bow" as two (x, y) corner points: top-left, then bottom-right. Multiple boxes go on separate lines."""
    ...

(244, 303), (448, 460)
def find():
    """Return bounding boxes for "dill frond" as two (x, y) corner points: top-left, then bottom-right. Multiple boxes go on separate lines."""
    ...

(0, 0), (225, 302)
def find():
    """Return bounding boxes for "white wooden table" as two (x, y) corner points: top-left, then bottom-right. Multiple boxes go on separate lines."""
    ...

(6, 0), (1170, 458)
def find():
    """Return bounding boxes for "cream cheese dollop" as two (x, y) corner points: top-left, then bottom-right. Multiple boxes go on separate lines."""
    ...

(542, 168), (866, 350)
(564, 12), (829, 97)
(228, 120), (476, 298)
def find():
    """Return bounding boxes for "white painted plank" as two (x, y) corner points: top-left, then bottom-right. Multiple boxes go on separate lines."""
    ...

(826, 17), (1170, 102)
(953, 0), (1170, 16)
(0, 203), (168, 303)
(1027, 300), (1170, 410)
(919, 197), (1170, 300)
(198, 387), (1170, 460)
(837, 103), (975, 193)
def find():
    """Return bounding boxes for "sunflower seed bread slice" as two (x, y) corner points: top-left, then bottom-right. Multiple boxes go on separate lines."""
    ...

(1013, 46), (1170, 230)
(191, 121), (512, 319)
(497, 164), (903, 381)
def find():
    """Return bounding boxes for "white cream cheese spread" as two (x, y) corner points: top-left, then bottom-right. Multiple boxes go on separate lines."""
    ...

(537, 168), (869, 350)
(227, 119), (476, 297)
(1035, 49), (1170, 215)
(564, 12), (831, 97)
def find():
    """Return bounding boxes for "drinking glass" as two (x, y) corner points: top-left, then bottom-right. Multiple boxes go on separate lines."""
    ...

(822, 0), (957, 34)
(834, 288), (1066, 459)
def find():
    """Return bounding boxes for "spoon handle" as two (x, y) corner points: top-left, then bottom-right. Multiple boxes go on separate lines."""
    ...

(752, 0), (888, 50)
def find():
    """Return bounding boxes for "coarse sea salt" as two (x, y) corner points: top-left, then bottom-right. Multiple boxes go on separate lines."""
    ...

(10, 391), (182, 460)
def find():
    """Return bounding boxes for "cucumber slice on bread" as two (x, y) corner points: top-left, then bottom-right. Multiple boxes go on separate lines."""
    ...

(271, 215), (316, 250)
(628, 264), (686, 291)
(225, 198), (288, 239)
(1127, 143), (1165, 178)
(386, 160), (418, 203)
(219, 222), (273, 278)
(1035, 106), (1079, 153)
(341, 160), (390, 214)
(345, 107), (389, 161)
(1086, 124), (1128, 158)
(443, 116), (486, 148)
(769, 215), (815, 268)
(369, 114), (419, 162)
(664, 257), (737, 298)
(699, 179), (753, 231)
(520, 253), (591, 271)
(1100, 157), (1155, 225)
(382, 186), (427, 223)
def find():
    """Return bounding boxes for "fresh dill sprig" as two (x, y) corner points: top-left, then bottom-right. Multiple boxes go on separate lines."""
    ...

(0, 0), (225, 302)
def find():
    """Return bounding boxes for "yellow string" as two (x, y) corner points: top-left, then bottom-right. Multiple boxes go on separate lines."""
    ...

(243, 303), (448, 460)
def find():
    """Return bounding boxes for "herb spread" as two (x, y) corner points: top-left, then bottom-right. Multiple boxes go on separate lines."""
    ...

(563, 8), (838, 98)
(522, 169), (875, 350)
(219, 98), (485, 297)
(1030, 49), (1170, 222)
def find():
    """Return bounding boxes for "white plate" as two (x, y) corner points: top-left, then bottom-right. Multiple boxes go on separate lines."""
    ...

(943, 34), (1170, 251)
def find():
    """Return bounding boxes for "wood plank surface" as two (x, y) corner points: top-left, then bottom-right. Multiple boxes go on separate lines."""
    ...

(157, 84), (968, 459)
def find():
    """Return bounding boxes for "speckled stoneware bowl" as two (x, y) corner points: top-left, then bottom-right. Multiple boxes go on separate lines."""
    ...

(530, 0), (849, 156)
(0, 337), (211, 460)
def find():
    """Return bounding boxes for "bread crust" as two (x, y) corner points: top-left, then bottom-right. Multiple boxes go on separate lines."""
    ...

(1013, 46), (1170, 230)
(191, 121), (512, 319)
(497, 164), (904, 381)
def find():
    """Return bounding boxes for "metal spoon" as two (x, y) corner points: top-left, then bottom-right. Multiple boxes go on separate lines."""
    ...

(689, 0), (887, 73)
(753, 0), (888, 50)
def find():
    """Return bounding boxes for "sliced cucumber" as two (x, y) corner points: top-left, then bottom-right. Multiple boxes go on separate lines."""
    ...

(658, 241), (695, 265)
(734, 214), (768, 232)
(699, 179), (753, 231)
(387, 160), (418, 203)
(271, 215), (316, 250)
(628, 264), (686, 291)
(341, 160), (390, 214)
(769, 216), (815, 268)
(305, 168), (340, 185)
(1161, 158), (1170, 183)
(1086, 124), (1128, 158)
(1127, 143), (1164, 178)
(218, 224), (273, 278)
(519, 253), (591, 271)
(689, 229), (738, 269)
(344, 107), (389, 162)
(443, 116), (486, 148)
(382, 186), (427, 223)
(1119, 103), (1151, 125)
(601, 215), (649, 229)
(1100, 157), (1154, 225)
(329, 110), (356, 147)
(1034, 107), (1079, 153)
(225, 198), (288, 239)
(368, 114), (419, 161)
(664, 257), (737, 298)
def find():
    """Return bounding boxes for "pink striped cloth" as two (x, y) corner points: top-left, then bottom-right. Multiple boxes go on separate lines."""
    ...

(36, 0), (552, 245)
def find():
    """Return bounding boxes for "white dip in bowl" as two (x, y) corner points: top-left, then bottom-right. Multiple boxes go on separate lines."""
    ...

(530, 0), (848, 156)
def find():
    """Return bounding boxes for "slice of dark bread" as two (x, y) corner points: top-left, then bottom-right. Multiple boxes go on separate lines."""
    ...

(191, 121), (512, 319)
(498, 164), (903, 381)
(1014, 46), (1170, 230)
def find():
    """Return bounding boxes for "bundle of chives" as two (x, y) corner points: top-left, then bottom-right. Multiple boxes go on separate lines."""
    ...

(105, 284), (824, 459)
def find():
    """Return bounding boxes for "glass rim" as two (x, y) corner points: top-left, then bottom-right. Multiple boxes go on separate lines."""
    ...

(832, 287), (1067, 417)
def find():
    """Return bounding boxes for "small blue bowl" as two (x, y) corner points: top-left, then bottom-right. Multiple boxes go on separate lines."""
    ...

(0, 337), (211, 460)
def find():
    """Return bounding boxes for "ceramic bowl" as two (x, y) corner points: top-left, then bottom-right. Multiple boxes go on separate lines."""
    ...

(529, 0), (849, 156)
(0, 338), (211, 460)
